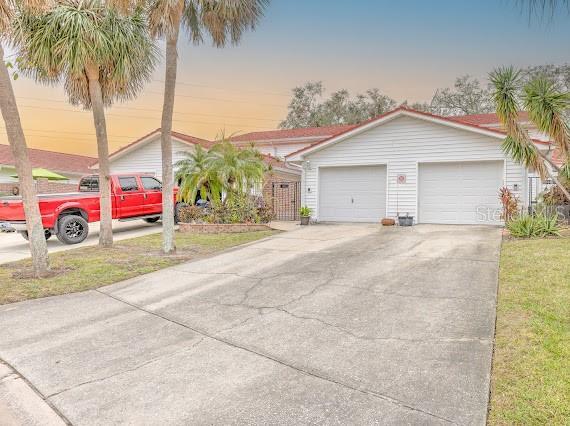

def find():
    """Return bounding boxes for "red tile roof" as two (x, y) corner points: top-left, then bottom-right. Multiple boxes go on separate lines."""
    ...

(0, 143), (95, 174)
(231, 124), (356, 143)
(449, 112), (530, 127)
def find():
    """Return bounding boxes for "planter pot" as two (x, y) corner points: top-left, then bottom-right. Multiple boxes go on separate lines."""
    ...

(300, 216), (310, 225)
(381, 218), (395, 226)
(398, 215), (414, 226)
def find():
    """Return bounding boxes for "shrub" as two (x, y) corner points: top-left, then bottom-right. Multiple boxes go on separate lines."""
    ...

(542, 177), (570, 206)
(206, 193), (259, 224)
(507, 212), (560, 238)
(177, 204), (206, 223)
(498, 186), (519, 222)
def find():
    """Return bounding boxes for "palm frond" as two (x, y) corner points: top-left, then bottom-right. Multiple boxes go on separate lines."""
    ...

(15, 0), (158, 108)
(490, 66), (548, 177)
(523, 76), (570, 158)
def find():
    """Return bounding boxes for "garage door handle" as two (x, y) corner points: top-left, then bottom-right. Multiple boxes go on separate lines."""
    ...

(351, 197), (354, 204)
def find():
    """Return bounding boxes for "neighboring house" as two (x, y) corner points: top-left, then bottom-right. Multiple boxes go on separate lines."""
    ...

(230, 125), (356, 159)
(0, 144), (95, 194)
(286, 106), (554, 225)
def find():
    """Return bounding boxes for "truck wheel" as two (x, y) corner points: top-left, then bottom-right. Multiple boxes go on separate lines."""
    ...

(20, 230), (52, 241)
(143, 217), (160, 223)
(56, 215), (89, 245)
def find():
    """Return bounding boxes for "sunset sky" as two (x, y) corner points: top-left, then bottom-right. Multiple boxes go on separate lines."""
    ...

(2, 0), (570, 157)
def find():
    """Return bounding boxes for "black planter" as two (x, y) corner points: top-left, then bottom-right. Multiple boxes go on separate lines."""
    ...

(300, 216), (310, 225)
(398, 215), (414, 226)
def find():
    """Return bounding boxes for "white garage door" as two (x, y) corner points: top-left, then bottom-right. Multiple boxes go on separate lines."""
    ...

(319, 165), (386, 222)
(419, 161), (504, 224)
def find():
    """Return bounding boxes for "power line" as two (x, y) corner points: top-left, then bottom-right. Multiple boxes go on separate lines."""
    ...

(149, 79), (291, 98)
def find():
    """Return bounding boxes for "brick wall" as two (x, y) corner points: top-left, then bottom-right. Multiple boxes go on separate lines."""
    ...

(179, 223), (271, 233)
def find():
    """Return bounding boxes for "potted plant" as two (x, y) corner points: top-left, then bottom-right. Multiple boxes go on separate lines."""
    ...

(397, 213), (414, 226)
(299, 206), (311, 225)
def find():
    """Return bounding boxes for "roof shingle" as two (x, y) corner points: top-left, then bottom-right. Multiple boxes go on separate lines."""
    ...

(0, 144), (95, 175)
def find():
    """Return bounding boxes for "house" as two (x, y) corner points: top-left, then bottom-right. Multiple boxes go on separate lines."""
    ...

(286, 106), (554, 225)
(0, 144), (95, 195)
(230, 124), (356, 159)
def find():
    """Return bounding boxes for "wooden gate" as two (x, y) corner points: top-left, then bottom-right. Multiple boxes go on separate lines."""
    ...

(271, 181), (301, 221)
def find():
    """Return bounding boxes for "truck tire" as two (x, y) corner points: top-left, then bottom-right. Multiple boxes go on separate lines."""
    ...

(56, 215), (89, 245)
(20, 230), (52, 241)
(143, 217), (160, 223)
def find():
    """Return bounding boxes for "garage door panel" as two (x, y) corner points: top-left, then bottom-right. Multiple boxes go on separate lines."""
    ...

(419, 161), (503, 225)
(319, 166), (386, 222)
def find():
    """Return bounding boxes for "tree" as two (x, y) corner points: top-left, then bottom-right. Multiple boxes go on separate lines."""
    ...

(0, 0), (49, 277)
(430, 75), (494, 116)
(280, 81), (396, 128)
(147, 0), (267, 255)
(175, 139), (266, 206)
(15, 0), (157, 247)
(490, 66), (570, 201)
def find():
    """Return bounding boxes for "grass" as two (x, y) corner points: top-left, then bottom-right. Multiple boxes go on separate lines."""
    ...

(489, 237), (570, 425)
(0, 230), (277, 305)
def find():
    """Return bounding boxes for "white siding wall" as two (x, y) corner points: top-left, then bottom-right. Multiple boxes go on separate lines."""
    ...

(301, 116), (527, 221)
(109, 136), (194, 177)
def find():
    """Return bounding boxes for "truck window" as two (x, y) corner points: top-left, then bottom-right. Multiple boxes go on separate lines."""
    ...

(119, 176), (139, 192)
(79, 176), (99, 192)
(141, 176), (162, 191)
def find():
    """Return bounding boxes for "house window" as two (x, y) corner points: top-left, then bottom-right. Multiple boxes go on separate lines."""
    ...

(119, 176), (139, 192)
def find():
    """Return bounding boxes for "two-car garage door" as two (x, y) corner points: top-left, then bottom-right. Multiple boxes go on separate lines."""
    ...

(418, 161), (504, 224)
(317, 161), (504, 224)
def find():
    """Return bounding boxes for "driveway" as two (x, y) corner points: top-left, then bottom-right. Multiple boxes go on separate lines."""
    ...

(0, 224), (502, 425)
(0, 220), (164, 264)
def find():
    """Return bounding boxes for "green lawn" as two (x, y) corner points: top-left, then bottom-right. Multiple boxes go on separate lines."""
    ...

(489, 237), (570, 425)
(0, 230), (277, 305)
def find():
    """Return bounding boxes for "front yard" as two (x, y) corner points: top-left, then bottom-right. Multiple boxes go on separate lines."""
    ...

(0, 230), (277, 305)
(489, 237), (570, 425)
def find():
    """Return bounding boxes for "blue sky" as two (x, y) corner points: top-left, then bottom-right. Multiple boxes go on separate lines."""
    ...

(6, 0), (570, 155)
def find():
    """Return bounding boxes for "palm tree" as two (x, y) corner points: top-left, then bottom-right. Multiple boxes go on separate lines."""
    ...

(146, 0), (268, 254)
(208, 139), (266, 202)
(175, 139), (266, 206)
(15, 0), (157, 247)
(174, 144), (222, 204)
(1, 0), (49, 277)
(490, 67), (570, 201)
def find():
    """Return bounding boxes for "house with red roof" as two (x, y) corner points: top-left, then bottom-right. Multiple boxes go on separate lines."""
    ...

(0, 144), (95, 195)
(286, 106), (555, 225)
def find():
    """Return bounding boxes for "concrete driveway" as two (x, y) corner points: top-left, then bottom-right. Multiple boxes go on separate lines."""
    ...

(0, 224), (501, 425)
(0, 220), (164, 264)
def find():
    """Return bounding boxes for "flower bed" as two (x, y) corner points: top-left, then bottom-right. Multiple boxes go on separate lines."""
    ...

(178, 223), (271, 233)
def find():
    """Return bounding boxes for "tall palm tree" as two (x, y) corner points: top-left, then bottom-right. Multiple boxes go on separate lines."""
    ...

(174, 144), (222, 204)
(490, 67), (570, 201)
(146, 0), (268, 254)
(15, 0), (157, 247)
(1, 0), (49, 277)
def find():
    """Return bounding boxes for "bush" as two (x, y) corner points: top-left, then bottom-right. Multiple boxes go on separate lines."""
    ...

(177, 204), (206, 223)
(507, 212), (560, 238)
(498, 186), (519, 221)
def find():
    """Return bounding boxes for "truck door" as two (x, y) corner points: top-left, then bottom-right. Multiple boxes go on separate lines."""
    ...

(116, 176), (145, 218)
(140, 176), (163, 215)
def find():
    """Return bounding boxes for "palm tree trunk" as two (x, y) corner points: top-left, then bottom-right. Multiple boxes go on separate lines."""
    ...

(0, 44), (49, 277)
(86, 66), (113, 247)
(159, 15), (182, 255)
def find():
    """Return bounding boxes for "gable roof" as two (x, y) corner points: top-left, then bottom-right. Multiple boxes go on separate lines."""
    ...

(92, 129), (213, 168)
(231, 124), (356, 145)
(286, 106), (551, 161)
(0, 144), (95, 175)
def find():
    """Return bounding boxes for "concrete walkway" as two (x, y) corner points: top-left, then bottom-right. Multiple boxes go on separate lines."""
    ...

(0, 224), (502, 425)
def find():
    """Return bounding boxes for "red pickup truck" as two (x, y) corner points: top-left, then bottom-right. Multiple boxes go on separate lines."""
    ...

(0, 174), (178, 244)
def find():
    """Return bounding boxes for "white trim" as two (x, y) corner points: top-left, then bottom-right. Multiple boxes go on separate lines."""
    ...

(287, 109), (517, 162)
